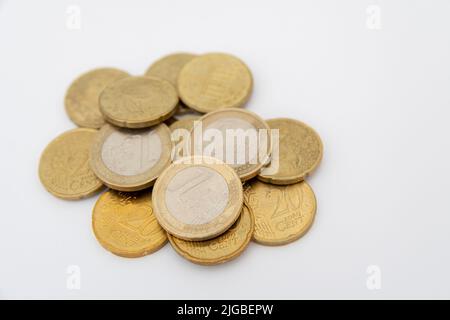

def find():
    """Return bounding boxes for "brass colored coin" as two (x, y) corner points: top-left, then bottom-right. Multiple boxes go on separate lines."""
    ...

(39, 128), (103, 200)
(90, 123), (172, 191)
(191, 108), (271, 181)
(99, 76), (178, 128)
(65, 68), (129, 128)
(92, 189), (167, 258)
(145, 53), (196, 86)
(168, 203), (254, 265)
(178, 53), (253, 113)
(152, 156), (243, 241)
(244, 180), (316, 246)
(258, 118), (323, 185)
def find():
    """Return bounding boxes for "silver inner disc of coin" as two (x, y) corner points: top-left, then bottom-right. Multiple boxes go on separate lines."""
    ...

(101, 129), (162, 176)
(203, 117), (257, 168)
(164, 166), (229, 225)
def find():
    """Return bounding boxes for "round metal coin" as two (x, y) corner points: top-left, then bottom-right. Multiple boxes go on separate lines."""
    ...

(65, 68), (129, 128)
(177, 53), (253, 113)
(39, 128), (104, 199)
(99, 76), (178, 128)
(152, 156), (243, 241)
(92, 189), (167, 258)
(90, 123), (172, 191)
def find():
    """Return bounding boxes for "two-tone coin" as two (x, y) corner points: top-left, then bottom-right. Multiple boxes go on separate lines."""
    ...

(178, 53), (253, 113)
(92, 189), (167, 258)
(99, 76), (178, 128)
(145, 53), (196, 87)
(39, 128), (104, 199)
(168, 203), (254, 265)
(90, 123), (172, 191)
(65, 68), (129, 128)
(152, 156), (243, 241)
(244, 180), (316, 245)
(258, 118), (323, 185)
(191, 108), (271, 181)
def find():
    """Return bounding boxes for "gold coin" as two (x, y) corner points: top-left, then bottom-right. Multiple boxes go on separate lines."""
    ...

(152, 156), (243, 241)
(258, 118), (323, 185)
(92, 189), (167, 258)
(168, 203), (254, 265)
(244, 179), (316, 246)
(39, 128), (103, 200)
(145, 53), (196, 86)
(65, 68), (129, 128)
(191, 108), (271, 181)
(99, 76), (178, 128)
(90, 123), (172, 191)
(178, 53), (253, 113)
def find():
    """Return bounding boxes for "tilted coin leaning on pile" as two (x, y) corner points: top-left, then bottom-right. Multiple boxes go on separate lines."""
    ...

(39, 52), (323, 265)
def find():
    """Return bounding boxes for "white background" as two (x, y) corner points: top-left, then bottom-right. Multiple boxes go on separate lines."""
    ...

(1, 0), (449, 299)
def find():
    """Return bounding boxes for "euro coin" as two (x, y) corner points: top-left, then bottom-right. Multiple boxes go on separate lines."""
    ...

(152, 156), (243, 241)
(168, 203), (254, 265)
(145, 53), (196, 87)
(99, 76), (178, 128)
(92, 189), (167, 258)
(191, 108), (271, 181)
(244, 180), (316, 246)
(65, 68), (129, 128)
(39, 128), (103, 200)
(90, 123), (172, 191)
(178, 53), (253, 113)
(258, 118), (323, 185)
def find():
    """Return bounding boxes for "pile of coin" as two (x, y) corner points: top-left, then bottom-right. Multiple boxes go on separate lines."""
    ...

(39, 52), (323, 265)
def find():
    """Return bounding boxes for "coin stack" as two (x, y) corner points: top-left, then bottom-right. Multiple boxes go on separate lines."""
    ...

(39, 52), (323, 265)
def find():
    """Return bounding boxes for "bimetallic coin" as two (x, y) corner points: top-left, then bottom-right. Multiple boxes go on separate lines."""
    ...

(65, 68), (129, 128)
(145, 53), (196, 87)
(93, 189), (167, 258)
(152, 156), (243, 241)
(90, 123), (172, 191)
(244, 180), (316, 246)
(258, 118), (323, 185)
(178, 53), (253, 113)
(99, 76), (178, 128)
(39, 128), (103, 200)
(168, 204), (254, 265)
(191, 108), (271, 181)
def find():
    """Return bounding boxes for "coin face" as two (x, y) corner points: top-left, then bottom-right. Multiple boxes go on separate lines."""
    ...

(145, 53), (196, 86)
(152, 156), (243, 241)
(258, 118), (323, 185)
(99, 76), (178, 128)
(65, 68), (129, 128)
(39, 128), (103, 199)
(168, 203), (254, 265)
(178, 53), (253, 113)
(191, 108), (271, 181)
(92, 189), (167, 258)
(90, 123), (172, 191)
(244, 180), (316, 245)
